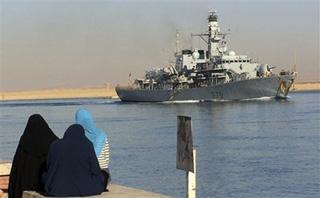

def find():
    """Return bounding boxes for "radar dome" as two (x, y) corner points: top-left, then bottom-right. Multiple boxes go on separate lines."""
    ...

(228, 51), (236, 56)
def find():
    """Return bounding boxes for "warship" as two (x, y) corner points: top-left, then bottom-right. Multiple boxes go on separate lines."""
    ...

(116, 11), (296, 102)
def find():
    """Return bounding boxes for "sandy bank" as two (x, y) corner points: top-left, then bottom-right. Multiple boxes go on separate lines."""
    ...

(0, 87), (118, 101)
(291, 82), (320, 92)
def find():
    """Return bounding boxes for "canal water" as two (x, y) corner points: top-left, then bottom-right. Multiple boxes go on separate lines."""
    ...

(0, 92), (319, 197)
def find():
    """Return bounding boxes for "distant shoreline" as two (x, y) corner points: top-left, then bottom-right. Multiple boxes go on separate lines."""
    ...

(0, 82), (319, 101)
(0, 87), (118, 101)
(291, 81), (320, 92)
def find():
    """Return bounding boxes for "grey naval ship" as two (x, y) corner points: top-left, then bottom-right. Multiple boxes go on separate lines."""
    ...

(116, 11), (296, 102)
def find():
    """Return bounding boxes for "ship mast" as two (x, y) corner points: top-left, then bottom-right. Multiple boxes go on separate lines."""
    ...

(208, 11), (222, 61)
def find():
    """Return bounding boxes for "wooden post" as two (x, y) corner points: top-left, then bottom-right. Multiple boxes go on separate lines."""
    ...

(177, 116), (194, 172)
(176, 116), (196, 198)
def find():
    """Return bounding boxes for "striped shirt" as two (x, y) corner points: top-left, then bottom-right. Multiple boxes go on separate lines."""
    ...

(97, 139), (110, 169)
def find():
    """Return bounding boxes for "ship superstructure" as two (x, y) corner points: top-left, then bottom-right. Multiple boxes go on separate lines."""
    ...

(116, 11), (296, 102)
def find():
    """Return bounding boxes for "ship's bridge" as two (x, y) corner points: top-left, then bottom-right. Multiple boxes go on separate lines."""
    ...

(220, 51), (251, 63)
(217, 51), (259, 79)
(220, 55), (251, 64)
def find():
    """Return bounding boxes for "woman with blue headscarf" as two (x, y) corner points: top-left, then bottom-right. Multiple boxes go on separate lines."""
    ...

(75, 109), (110, 184)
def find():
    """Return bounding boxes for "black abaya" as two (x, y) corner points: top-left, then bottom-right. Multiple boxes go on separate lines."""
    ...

(8, 114), (58, 198)
(43, 124), (105, 197)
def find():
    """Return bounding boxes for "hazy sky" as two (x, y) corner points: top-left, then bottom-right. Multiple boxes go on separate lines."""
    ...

(1, 0), (319, 91)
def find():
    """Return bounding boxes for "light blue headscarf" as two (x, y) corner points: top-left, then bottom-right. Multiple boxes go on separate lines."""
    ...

(75, 108), (107, 156)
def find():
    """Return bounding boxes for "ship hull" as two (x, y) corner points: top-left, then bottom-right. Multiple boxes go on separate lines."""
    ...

(116, 75), (295, 102)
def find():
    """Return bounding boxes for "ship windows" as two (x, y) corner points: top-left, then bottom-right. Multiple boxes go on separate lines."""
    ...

(182, 50), (192, 55)
(238, 60), (250, 63)
(198, 50), (205, 59)
(222, 60), (239, 64)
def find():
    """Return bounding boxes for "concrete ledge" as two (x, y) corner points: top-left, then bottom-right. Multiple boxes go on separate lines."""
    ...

(0, 162), (11, 176)
(2, 163), (170, 198)
(23, 184), (170, 198)
(0, 176), (9, 190)
(0, 162), (11, 198)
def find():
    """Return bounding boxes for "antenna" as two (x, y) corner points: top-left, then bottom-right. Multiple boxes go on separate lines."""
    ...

(175, 30), (180, 56)
(294, 50), (297, 72)
(292, 50), (297, 90)
(190, 33), (193, 50)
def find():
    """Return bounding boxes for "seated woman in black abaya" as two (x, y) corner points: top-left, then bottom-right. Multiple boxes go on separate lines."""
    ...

(42, 124), (107, 197)
(8, 114), (58, 198)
